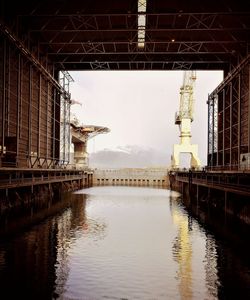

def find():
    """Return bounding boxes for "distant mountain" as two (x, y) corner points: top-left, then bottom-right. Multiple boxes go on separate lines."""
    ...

(89, 145), (170, 169)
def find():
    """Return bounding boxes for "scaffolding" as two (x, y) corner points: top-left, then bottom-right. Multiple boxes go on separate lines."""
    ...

(59, 71), (73, 166)
(207, 94), (218, 167)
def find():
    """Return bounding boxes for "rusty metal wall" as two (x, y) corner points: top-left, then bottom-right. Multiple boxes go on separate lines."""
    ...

(0, 33), (62, 168)
(207, 57), (250, 170)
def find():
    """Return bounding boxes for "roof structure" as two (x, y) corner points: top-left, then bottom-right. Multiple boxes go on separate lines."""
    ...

(1, 0), (250, 73)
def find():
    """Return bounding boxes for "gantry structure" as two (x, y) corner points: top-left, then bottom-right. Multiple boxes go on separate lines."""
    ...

(0, 0), (250, 170)
(172, 71), (201, 170)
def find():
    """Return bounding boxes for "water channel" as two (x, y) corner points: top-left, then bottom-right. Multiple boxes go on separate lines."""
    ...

(0, 186), (249, 299)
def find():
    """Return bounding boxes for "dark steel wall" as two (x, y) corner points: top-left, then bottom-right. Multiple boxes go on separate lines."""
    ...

(0, 33), (61, 168)
(207, 57), (250, 169)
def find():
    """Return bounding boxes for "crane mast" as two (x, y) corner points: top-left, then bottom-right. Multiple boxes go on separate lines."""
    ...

(175, 70), (196, 124)
(171, 71), (201, 170)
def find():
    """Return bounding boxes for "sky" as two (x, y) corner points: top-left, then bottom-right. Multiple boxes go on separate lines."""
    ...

(68, 70), (223, 165)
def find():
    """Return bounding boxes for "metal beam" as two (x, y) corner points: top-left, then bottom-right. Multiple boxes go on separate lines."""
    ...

(62, 61), (227, 69)
(48, 51), (234, 55)
(30, 28), (250, 32)
(52, 57), (230, 64)
(40, 40), (246, 45)
(19, 12), (250, 17)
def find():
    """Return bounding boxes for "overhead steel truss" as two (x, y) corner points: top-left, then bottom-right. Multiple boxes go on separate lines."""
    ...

(1, 0), (250, 71)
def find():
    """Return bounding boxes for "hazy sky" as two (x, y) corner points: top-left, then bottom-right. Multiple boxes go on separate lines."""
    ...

(69, 70), (223, 165)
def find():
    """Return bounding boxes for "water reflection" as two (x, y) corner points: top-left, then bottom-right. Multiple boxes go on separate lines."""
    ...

(204, 237), (219, 299)
(53, 194), (107, 298)
(170, 193), (221, 300)
(170, 195), (193, 299)
(179, 193), (250, 300)
(0, 217), (58, 299)
(0, 187), (249, 299)
(0, 192), (107, 299)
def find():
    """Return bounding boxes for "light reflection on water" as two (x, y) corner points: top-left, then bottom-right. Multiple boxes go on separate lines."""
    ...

(0, 186), (249, 299)
(55, 187), (218, 300)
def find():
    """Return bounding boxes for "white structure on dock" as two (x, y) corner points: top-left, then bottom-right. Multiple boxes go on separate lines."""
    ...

(171, 71), (201, 170)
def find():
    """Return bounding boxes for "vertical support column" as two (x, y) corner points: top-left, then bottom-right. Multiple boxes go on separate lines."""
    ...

(52, 88), (56, 166)
(55, 89), (61, 164)
(46, 81), (49, 164)
(209, 95), (215, 167)
(248, 64), (250, 153)
(7, 43), (10, 136)
(222, 88), (225, 166)
(60, 73), (65, 162)
(229, 82), (232, 167)
(207, 96), (211, 166)
(1, 39), (6, 157)
(225, 191), (228, 217)
(38, 74), (41, 162)
(211, 96), (215, 166)
(196, 185), (199, 214)
(73, 142), (88, 169)
(214, 95), (218, 167)
(91, 174), (93, 187)
(212, 96), (216, 166)
(67, 97), (70, 163)
(86, 174), (89, 188)
(28, 65), (32, 166)
(80, 177), (84, 189)
(19, 56), (23, 160)
(214, 96), (218, 167)
(238, 73), (241, 167)
(16, 53), (21, 165)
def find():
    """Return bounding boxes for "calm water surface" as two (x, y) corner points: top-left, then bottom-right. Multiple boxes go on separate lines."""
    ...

(0, 186), (249, 299)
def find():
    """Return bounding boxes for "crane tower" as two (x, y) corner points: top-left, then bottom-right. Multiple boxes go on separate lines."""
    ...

(171, 71), (201, 169)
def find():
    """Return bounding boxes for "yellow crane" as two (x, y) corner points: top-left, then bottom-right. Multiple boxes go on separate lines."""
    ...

(171, 71), (201, 169)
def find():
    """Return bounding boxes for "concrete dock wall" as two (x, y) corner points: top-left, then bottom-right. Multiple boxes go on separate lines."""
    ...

(93, 168), (169, 188)
(0, 169), (93, 215)
(171, 171), (250, 225)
